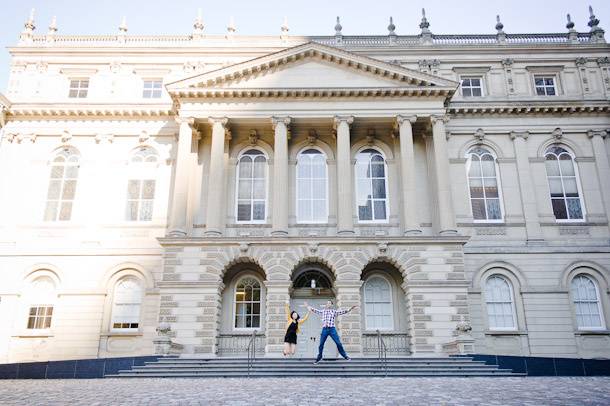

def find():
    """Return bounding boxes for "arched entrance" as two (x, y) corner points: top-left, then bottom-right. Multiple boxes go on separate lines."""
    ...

(290, 263), (338, 358)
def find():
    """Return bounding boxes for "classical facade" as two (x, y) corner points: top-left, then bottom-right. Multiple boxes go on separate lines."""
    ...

(1, 8), (609, 363)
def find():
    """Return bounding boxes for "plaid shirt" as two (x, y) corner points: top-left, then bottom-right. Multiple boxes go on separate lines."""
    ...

(309, 306), (350, 328)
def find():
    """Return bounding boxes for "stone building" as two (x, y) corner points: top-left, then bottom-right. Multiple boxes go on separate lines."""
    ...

(0, 8), (609, 363)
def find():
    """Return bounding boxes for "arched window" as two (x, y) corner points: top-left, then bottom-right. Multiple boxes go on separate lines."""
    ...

(571, 275), (604, 330)
(44, 148), (80, 221)
(26, 276), (56, 330)
(364, 276), (393, 330)
(545, 146), (584, 221)
(296, 149), (328, 223)
(111, 277), (144, 331)
(293, 270), (332, 289)
(234, 277), (261, 329)
(125, 147), (159, 221)
(356, 148), (389, 222)
(466, 147), (503, 221)
(236, 150), (267, 223)
(485, 275), (516, 330)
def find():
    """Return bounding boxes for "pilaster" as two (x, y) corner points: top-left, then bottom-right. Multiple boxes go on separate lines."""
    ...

(205, 117), (229, 236)
(430, 115), (457, 235)
(168, 117), (195, 237)
(335, 280), (363, 355)
(264, 280), (291, 355)
(271, 116), (291, 236)
(334, 115), (355, 235)
(396, 115), (421, 235)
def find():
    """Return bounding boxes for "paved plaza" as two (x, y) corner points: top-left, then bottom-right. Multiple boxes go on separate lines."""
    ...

(1, 377), (609, 405)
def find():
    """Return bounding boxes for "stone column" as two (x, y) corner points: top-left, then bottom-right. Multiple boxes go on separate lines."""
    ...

(396, 115), (421, 235)
(334, 116), (355, 235)
(510, 131), (544, 242)
(205, 117), (229, 236)
(589, 130), (610, 225)
(335, 281), (363, 355)
(264, 281), (291, 356)
(271, 116), (291, 236)
(168, 117), (194, 237)
(430, 115), (457, 235)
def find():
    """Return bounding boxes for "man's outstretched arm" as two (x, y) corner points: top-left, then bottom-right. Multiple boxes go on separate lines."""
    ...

(336, 305), (358, 316)
(302, 301), (323, 315)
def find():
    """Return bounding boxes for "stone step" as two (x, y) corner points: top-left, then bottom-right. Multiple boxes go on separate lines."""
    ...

(136, 362), (489, 369)
(110, 370), (522, 378)
(156, 357), (474, 364)
(123, 367), (509, 374)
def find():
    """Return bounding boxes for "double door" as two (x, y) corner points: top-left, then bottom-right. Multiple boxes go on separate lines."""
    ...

(290, 298), (338, 359)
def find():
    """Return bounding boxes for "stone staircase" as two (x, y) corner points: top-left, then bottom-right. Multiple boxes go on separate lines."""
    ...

(107, 356), (523, 378)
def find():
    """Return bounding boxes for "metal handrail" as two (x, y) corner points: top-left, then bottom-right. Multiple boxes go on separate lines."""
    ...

(246, 330), (257, 378)
(376, 329), (388, 376)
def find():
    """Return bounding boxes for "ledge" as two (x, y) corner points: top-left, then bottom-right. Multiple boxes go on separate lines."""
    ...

(99, 331), (144, 338)
(484, 330), (528, 336)
(574, 330), (610, 336)
(12, 330), (54, 338)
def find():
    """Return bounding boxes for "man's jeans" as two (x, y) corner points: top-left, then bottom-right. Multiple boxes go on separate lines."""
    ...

(316, 327), (349, 361)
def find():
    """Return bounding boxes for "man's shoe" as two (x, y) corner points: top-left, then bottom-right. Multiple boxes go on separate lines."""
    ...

(344, 357), (351, 361)
(313, 359), (321, 365)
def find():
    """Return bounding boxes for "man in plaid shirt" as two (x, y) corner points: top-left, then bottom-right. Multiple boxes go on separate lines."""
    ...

(304, 300), (358, 364)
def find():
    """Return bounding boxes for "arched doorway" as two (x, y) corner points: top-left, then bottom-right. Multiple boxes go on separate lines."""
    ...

(290, 263), (338, 358)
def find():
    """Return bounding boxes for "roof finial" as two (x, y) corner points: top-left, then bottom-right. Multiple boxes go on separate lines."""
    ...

(226, 16), (236, 39)
(588, 5), (601, 32)
(419, 8), (430, 33)
(388, 16), (396, 36)
(24, 8), (36, 31)
(193, 8), (204, 32)
(119, 16), (128, 33)
(281, 16), (289, 40)
(19, 8), (36, 43)
(566, 13), (575, 31)
(335, 16), (342, 36)
(495, 15), (504, 33)
(48, 16), (58, 34)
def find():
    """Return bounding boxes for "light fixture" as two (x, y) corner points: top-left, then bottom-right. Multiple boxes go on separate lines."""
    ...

(310, 279), (316, 289)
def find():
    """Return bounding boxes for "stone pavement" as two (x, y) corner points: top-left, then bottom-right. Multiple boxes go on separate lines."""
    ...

(1, 377), (609, 405)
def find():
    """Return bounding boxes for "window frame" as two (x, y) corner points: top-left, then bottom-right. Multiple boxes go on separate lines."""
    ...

(355, 148), (390, 224)
(142, 78), (163, 99)
(363, 275), (394, 331)
(44, 148), (80, 222)
(125, 147), (159, 222)
(24, 275), (57, 332)
(234, 148), (269, 224)
(296, 147), (329, 224)
(460, 76), (484, 97)
(68, 78), (89, 98)
(544, 145), (586, 223)
(533, 75), (558, 96)
(484, 275), (518, 331)
(465, 146), (505, 223)
(110, 276), (144, 332)
(570, 274), (606, 331)
(232, 275), (263, 331)
(27, 305), (54, 330)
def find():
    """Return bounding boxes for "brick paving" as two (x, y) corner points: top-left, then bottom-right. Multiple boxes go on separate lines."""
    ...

(1, 377), (609, 405)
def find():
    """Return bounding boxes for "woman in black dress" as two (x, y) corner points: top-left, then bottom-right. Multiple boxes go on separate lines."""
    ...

(283, 300), (310, 356)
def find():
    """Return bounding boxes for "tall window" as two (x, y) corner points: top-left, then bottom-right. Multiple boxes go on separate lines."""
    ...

(461, 76), (483, 97)
(143, 79), (163, 98)
(234, 277), (261, 329)
(236, 150), (267, 223)
(534, 76), (557, 96)
(111, 277), (144, 331)
(356, 149), (389, 222)
(364, 276), (393, 330)
(44, 148), (80, 221)
(485, 275), (516, 330)
(26, 276), (56, 330)
(571, 275), (604, 330)
(296, 149), (328, 223)
(545, 146), (584, 221)
(466, 147), (503, 221)
(125, 147), (158, 221)
(68, 78), (89, 98)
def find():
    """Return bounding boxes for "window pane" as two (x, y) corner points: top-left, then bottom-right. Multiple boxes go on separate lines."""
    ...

(253, 202), (265, 220)
(312, 179), (326, 199)
(140, 201), (153, 221)
(481, 156), (495, 176)
(566, 199), (583, 219)
(239, 158), (252, 178)
(298, 200), (311, 221)
(253, 156), (266, 178)
(469, 178), (484, 198)
(545, 156), (560, 176)
(62, 180), (77, 200)
(47, 180), (61, 200)
(559, 156), (575, 176)
(237, 202), (251, 221)
(487, 199), (502, 220)
(142, 180), (156, 199)
(551, 199), (568, 219)
(358, 200), (373, 221)
(126, 201), (138, 221)
(483, 178), (498, 198)
(548, 178), (564, 197)
(471, 199), (486, 220)
(252, 180), (265, 199)
(563, 178), (578, 196)
(371, 161), (385, 178)
(238, 180), (251, 199)
(373, 200), (387, 220)
(372, 179), (386, 199)
(472, 88), (482, 97)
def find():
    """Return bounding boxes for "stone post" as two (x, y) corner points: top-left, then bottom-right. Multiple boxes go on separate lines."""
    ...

(510, 131), (544, 242)
(168, 117), (194, 237)
(430, 115), (457, 235)
(205, 117), (229, 236)
(271, 116), (291, 236)
(264, 280), (291, 356)
(334, 116), (355, 235)
(589, 130), (610, 227)
(335, 280), (363, 355)
(396, 115), (421, 235)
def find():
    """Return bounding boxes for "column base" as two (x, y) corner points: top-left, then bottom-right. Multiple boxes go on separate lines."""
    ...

(167, 229), (187, 237)
(337, 230), (355, 236)
(439, 229), (458, 236)
(270, 230), (288, 237)
(204, 229), (222, 237)
(404, 229), (423, 236)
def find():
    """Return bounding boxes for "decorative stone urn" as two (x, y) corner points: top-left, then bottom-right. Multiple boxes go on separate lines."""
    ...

(442, 322), (475, 356)
(153, 317), (183, 356)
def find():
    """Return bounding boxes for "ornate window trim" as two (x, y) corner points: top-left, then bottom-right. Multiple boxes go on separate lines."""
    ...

(235, 148), (269, 224)
(465, 146), (505, 223)
(355, 147), (390, 223)
(296, 147), (329, 224)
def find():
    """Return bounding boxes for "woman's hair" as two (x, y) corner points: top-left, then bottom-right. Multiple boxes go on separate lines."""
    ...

(290, 310), (300, 322)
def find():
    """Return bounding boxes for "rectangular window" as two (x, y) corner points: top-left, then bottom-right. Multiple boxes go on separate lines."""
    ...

(125, 179), (155, 221)
(68, 78), (89, 98)
(143, 79), (163, 98)
(27, 306), (53, 329)
(534, 76), (557, 96)
(461, 77), (483, 97)
(111, 303), (141, 330)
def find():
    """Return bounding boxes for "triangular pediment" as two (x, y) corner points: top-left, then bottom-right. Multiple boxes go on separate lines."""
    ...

(166, 42), (457, 98)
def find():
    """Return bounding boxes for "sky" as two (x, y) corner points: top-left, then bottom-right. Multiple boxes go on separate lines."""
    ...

(0, 0), (608, 93)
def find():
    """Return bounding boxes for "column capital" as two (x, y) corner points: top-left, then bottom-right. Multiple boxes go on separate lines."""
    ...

(509, 130), (530, 141)
(588, 129), (608, 139)
(430, 114), (449, 125)
(270, 116), (291, 129)
(396, 115), (417, 126)
(175, 116), (195, 126)
(208, 116), (228, 127)
(333, 115), (354, 128)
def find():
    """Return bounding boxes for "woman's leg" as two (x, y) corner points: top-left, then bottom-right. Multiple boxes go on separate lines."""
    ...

(289, 343), (297, 355)
(283, 342), (290, 356)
